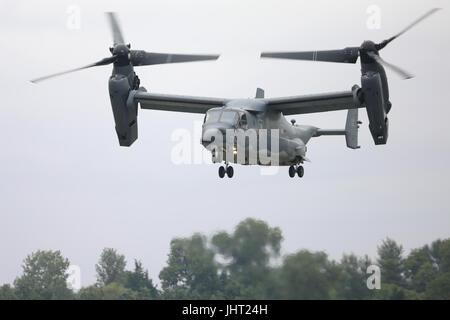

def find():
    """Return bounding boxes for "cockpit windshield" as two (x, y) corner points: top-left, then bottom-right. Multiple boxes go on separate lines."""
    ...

(204, 110), (221, 123)
(220, 111), (238, 125)
(205, 109), (239, 125)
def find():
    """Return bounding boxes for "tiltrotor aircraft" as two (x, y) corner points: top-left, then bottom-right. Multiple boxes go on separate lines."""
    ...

(32, 10), (440, 178)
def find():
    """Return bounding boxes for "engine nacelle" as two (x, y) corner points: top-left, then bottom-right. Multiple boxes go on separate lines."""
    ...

(109, 75), (138, 146)
(360, 72), (388, 145)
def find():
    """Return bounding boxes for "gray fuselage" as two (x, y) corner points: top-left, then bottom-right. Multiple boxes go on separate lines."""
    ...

(201, 99), (317, 166)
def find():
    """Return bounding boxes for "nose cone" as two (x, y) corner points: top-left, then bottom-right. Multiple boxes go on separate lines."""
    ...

(202, 128), (223, 147)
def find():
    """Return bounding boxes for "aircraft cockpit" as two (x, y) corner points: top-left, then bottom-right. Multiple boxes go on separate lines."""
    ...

(204, 108), (248, 129)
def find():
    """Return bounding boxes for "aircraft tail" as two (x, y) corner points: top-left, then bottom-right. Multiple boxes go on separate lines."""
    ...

(313, 108), (361, 149)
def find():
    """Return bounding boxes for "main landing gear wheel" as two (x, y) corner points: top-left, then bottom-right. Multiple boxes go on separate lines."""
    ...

(289, 165), (304, 178)
(297, 166), (304, 178)
(289, 166), (296, 178)
(219, 165), (234, 178)
(218, 166), (226, 178)
(226, 166), (234, 178)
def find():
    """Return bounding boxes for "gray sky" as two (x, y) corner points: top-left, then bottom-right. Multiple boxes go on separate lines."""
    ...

(1, 0), (449, 288)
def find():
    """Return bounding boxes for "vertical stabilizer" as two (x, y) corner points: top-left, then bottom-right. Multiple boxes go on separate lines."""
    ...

(345, 109), (361, 149)
(255, 88), (265, 99)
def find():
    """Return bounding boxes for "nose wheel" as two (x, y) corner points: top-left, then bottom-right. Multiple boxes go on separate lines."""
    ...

(219, 164), (234, 178)
(289, 165), (304, 178)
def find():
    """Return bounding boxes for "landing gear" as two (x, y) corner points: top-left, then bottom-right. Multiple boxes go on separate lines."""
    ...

(218, 164), (234, 178)
(289, 165), (304, 178)
(289, 166), (296, 178)
(297, 166), (304, 178)
(218, 166), (226, 178)
(226, 166), (234, 178)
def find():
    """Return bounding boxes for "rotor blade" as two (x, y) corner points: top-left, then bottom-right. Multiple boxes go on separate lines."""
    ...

(130, 51), (219, 66)
(106, 12), (125, 45)
(261, 47), (359, 64)
(367, 52), (414, 80)
(376, 8), (441, 50)
(30, 56), (117, 83)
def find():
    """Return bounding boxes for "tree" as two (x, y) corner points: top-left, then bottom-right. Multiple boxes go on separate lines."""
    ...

(95, 248), (126, 286)
(212, 218), (282, 272)
(371, 283), (420, 300)
(0, 284), (17, 300)
(279, 250), (334, 300)
(438, 239), (450, 274)
(337, 254), (373, 300)
(77, 285), (104, 300)
(424, 272), (450, 300)
(377, 238), (405, 287)
(159, 234), (220, 299)
(77, 283), (137, 300)
(124, 260), (159, 299)
(404, 246), (435, 292)
(101, 283), (137, 300)
(211, 218), (283, 299)
(14, 250), (73, 300)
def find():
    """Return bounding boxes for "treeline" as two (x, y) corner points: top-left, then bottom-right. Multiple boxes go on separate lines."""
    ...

(1, 218), (449, 300)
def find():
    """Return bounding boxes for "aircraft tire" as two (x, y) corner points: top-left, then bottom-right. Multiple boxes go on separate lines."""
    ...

(289, 166), (296, 178)
(218, 166), (226, 178)
(297, 166), (304, 178)
(226, 166), (234, 178)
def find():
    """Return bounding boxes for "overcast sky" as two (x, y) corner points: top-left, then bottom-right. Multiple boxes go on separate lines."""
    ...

(0, 0), (449, 287)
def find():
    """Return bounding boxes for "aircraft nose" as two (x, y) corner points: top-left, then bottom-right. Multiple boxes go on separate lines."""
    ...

(201, 128), (223, 146)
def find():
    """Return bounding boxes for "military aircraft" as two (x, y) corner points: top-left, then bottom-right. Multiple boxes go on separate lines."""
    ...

(31, 10), (440, 178)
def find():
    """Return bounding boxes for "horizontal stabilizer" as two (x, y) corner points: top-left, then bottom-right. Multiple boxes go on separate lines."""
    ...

(313, 109), (360, 149)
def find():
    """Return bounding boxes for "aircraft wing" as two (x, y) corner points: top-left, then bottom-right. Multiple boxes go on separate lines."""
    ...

(134, 91), (228, 114)
(266, 91), (358, 115)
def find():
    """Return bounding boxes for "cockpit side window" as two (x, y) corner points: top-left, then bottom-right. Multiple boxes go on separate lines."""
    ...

(239, 113), (248, 129)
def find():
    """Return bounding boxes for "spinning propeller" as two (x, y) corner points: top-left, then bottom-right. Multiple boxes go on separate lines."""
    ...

(261, 8), (441, 80)
(31, 12), (219, 83)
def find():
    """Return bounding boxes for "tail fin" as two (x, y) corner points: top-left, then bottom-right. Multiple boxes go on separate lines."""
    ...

(345, 109), (360, 149)
(255, 88), (265, 99)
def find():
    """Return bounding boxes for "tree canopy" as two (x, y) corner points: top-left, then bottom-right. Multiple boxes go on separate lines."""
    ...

(1, 219), (449, 300)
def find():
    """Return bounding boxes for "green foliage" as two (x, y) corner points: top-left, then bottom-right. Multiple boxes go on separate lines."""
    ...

(159, 234), (220, 299)
(337, 254), (373, 300)
(377, 238), (405, 286)
(101, 283), (138, 300)
(372, 283), (421, 300)
(212, 218), (282, 272)
(279, 250), (334, 299)
(1, 220), (449, 300)
(77, 283), (138, 300)
(95, 248), (127, 286)
(13, 250), (73, 300)
(439, 239), (450, 273)
(211, 218), (283, 299)
(424, 272), (450, 299)
(124, 260), (159, 299)
(0, 284), (17, 300)
(77, 285), (103, 300)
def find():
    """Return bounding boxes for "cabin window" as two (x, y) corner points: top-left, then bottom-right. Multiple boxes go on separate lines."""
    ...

(239, 114), (248, 129)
